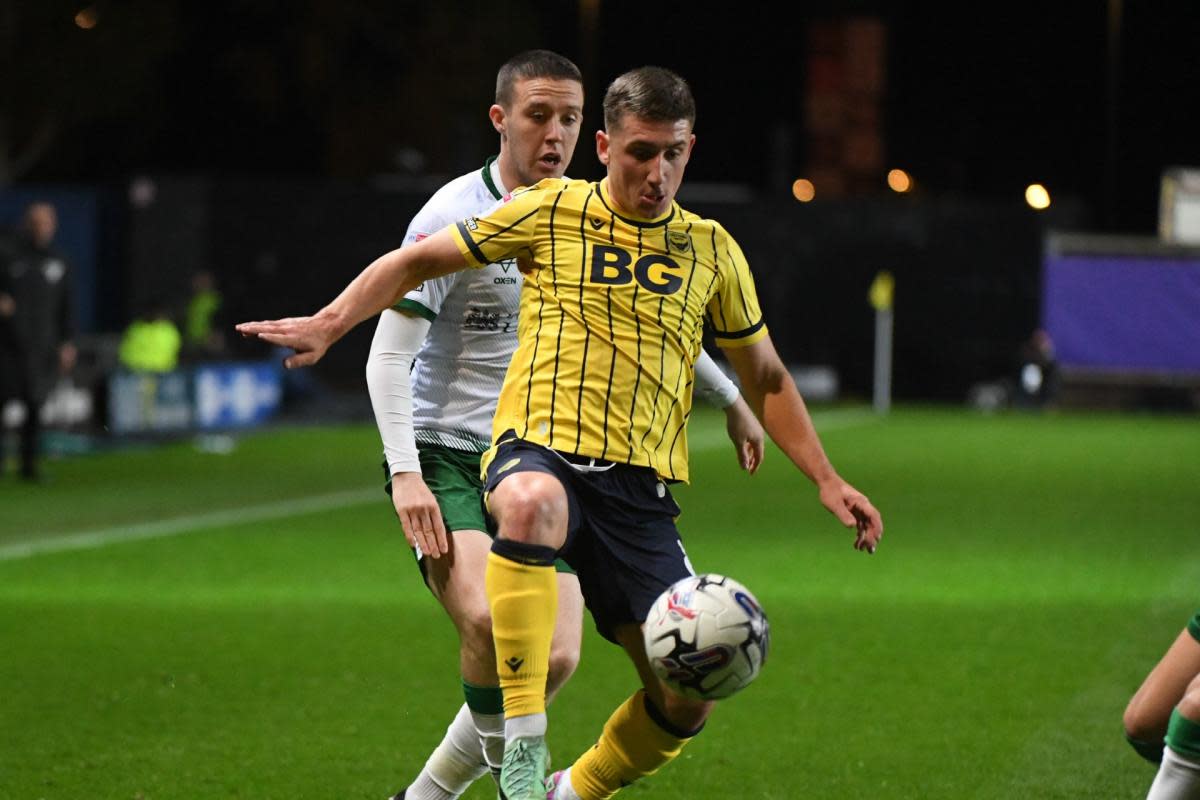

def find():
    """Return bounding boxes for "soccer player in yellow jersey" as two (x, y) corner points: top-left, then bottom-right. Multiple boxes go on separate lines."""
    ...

(371, 51), (762, 800)
(239, 66), (883, 800)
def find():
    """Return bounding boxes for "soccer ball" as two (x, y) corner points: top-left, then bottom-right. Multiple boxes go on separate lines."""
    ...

(642, 573), (769, 700)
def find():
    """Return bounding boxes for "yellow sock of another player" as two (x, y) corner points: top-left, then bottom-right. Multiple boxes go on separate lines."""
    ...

(485, 540), (558, 720)
(568, 690), (701, 799)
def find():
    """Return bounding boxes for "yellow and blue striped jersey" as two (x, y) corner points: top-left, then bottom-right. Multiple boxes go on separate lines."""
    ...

(450, 177), (767, 482)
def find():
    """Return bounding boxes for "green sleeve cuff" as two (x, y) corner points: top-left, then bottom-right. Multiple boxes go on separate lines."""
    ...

(392, 298), (436, 322)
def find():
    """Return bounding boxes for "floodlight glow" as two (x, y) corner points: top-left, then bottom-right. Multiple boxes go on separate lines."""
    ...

(887, 169), (912, 193)
(75, 6), (98, 28)
(792, 179), (815, 203)
(1025, 183), (1051, 210)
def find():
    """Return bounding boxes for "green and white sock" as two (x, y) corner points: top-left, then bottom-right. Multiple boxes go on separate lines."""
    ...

(406, 703), (488, 800)
(1147, 710), (1200, 800)
(464, 681), (505, 779)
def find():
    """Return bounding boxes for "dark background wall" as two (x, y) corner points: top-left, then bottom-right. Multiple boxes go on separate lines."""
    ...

(6, 1), (1199, 228)
(3, 0), (1197, 402)
(121, 177), (1083, 400)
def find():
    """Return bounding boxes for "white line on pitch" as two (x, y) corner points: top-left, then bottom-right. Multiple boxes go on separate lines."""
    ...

(2, 409), (879, 562)
(0, 488), (381, 562)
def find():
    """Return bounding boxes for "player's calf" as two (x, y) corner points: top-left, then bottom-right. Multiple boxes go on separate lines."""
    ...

(557, 689), (705, 800)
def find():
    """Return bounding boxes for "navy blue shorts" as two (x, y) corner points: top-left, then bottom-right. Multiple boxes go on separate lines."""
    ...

(483, 435), (694, 644)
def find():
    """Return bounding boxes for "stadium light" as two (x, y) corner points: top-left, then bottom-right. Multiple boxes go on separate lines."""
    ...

(792, 179), (815, 203)
(887, 169), (912, 193)
(1025, 183), (1051, 210)
(74, 6), (98, 28)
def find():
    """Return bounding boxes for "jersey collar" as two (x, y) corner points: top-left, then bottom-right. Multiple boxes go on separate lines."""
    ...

(598, 178), (676, 228)
(482, 156), (506, 201)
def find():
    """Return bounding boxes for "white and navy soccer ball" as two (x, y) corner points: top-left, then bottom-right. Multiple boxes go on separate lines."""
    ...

(642, 573), (769, 700)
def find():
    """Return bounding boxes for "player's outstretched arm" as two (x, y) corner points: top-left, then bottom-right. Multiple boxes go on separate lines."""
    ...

(722, 335), (883, 553)
(236, 229), (468, 368)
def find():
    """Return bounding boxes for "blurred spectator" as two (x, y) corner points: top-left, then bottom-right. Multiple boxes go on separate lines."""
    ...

(118, 300), (181, 373)
(0, 202), (75, 481)
(1016, 328), (1058, 408)
(183, 270), (225, 359)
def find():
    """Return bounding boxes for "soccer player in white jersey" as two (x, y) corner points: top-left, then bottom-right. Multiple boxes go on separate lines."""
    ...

(368, 51), (764, 800)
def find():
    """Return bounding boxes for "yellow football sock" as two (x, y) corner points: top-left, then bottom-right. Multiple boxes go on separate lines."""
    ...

(570, 691), (698, 799)
(485, 546), (557, 719)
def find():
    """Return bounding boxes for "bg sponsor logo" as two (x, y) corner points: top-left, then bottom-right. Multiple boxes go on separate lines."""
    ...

(589, 244), (683, 295)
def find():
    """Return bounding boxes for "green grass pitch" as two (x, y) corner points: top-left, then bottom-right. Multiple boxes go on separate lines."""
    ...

(1, 407), (1196, 798)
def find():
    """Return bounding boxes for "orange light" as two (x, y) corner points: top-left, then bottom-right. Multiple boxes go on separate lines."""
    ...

(887, 169), (912, 193)
(792, 179), (815, 203)
(75, 6), (98, 29)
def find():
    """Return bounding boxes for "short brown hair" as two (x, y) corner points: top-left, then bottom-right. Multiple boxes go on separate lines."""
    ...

(495, 50), (583, 108)
(602, 66), (696, 131)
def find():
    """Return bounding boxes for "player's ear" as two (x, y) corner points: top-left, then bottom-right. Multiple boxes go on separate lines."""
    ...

(686, 133), (696, 158)
(489, 104), (507, 136)
(596, 129), (610, 165)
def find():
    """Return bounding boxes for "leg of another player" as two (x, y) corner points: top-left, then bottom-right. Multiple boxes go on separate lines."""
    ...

(550, 623), (714, 800)
(1147, 673), (1200, 799)
(485, 470), (570, 798)
(402, 530), (503, 800)
(1127, 628), (1200, 763)
(399, 553), (586, 800)
(547, 573), (584, 701)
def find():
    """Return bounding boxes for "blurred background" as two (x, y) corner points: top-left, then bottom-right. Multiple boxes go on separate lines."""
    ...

(2, 0), (1199, 452)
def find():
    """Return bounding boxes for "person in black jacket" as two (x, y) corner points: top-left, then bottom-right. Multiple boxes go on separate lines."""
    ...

(0, 202), (76, 481)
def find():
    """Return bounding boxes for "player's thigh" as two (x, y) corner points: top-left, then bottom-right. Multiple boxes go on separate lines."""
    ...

(570, 511), (692, 644)
(1126, 627), (1200, 737)
(613, 622), (713, 731)
(424, 529), (494, 635)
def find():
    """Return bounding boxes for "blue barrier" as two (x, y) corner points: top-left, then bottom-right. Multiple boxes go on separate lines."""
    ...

(107, 361), (283, 435)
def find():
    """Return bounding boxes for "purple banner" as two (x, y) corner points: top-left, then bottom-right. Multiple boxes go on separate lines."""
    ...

(1043, 254), (1200, 372)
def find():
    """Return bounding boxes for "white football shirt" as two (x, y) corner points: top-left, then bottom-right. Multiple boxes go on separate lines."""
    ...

(394, 157), (519, 452)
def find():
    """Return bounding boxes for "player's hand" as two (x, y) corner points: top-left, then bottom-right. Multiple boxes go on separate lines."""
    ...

(818, 478), (883, 554)
(390, 471), (449, 559)
(235, 314), (338, 369)
(723, 395), (764, 475)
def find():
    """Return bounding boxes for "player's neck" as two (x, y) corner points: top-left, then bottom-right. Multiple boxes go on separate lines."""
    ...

(494, 155), (515, 197)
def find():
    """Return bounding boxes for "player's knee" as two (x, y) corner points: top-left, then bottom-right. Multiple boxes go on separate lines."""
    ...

(1124, 699), (1167, 764)
(492, 473), (567, 543)
(1124, 701), (1163, 744)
